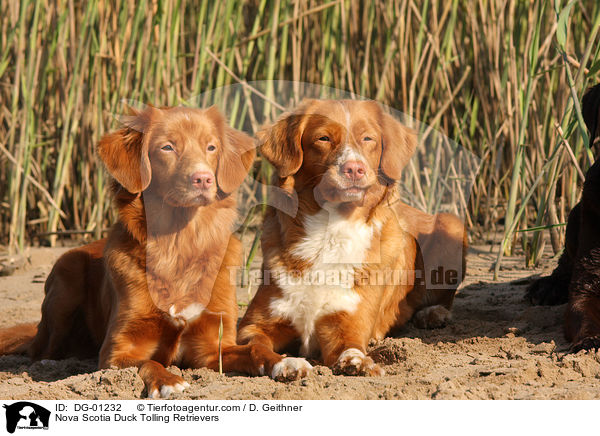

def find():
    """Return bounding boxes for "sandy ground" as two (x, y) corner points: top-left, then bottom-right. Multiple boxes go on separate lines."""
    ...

(1, 241), (600, 400)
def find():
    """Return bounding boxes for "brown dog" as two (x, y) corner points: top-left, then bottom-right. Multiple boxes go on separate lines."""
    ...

(0, 105), (279, 397)
(236, 99), (467, 378)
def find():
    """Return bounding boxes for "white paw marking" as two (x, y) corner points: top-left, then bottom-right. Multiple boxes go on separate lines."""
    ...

(160, 385), (174, 398)
(149, 381), (190, 399)
(338, 348), (365, 367)
(336, 348), (385, 376)
(271, 357), (313, 381)
(175, 381), (190, 392)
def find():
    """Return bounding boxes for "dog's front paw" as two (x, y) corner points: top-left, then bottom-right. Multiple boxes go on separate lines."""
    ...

(333, 348), (384, 376)
(412, 305), (451, 329)
(146, 372), (190, 399)
(271, 357), (313, 382)
(570, 335), (600, 353)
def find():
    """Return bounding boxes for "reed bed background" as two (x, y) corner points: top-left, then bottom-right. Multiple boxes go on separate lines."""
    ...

(1, 0), (599, 273)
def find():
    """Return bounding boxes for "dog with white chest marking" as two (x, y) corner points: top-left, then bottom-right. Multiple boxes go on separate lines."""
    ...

(237, 99), (467, 378)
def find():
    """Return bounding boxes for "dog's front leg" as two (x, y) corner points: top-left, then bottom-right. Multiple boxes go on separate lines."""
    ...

(315, 311), (384, 377)
(181, 311), (282, 377)
(236, 319), (312, 381)
(99, 312), (189, 398)
(184, 329), (294, 380)
(236, 282), (313, 381)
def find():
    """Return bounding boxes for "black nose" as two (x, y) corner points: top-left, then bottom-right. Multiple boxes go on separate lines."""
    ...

(191, 171), (214, 189)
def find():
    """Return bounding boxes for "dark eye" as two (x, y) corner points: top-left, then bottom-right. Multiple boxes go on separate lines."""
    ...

(363, 136), (374, 141)
(318, 136), (330, 142)
(161, 144), (174, 151)
(207, 144), (216, 152)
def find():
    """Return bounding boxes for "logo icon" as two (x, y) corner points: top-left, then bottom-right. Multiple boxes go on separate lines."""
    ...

(3, 402), (50, 433)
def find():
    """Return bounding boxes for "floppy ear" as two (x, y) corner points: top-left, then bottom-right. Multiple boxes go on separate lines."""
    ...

(380, 112), (418, 180)
(258, 112), (304, 178)
(216, 125), (256, 194)
(97, 107), (152, 193)
(582, 84), (600, 150)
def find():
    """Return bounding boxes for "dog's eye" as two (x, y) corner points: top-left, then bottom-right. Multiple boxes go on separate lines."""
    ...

(318, 136), (330, 142)
(207, 144), (216, 152)
(161, 144), (174, 152)
(363, 136), (374, 141)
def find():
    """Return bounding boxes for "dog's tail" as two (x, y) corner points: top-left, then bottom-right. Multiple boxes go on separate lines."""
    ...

(0, 323), (37, 355)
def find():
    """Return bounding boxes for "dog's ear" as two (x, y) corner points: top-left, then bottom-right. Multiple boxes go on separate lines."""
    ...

(258, 112), (305, 178)
(582, 84), (600, 150)
(97, 106), (153, 193)
(205, 105), (256, 194)
(379, 111), (417, 180)
(217, 124), (256, 194)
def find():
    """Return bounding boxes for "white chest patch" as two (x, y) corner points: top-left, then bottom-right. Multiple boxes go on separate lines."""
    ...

(169, 302), (205, 321)
(269, 208), (376, 357)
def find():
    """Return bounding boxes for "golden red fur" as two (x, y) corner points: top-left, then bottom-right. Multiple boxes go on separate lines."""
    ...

(0, 105), (272, 397)
(237, 99), (467, 378)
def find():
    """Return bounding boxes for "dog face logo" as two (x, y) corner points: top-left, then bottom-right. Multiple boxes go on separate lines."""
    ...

(3, 402), (50, 433)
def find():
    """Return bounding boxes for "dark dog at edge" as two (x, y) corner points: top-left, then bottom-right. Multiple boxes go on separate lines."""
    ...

(527, 83), (600, 352)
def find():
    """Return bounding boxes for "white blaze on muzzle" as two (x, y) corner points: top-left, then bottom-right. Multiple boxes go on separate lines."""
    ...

(335, 144), (367, 167)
